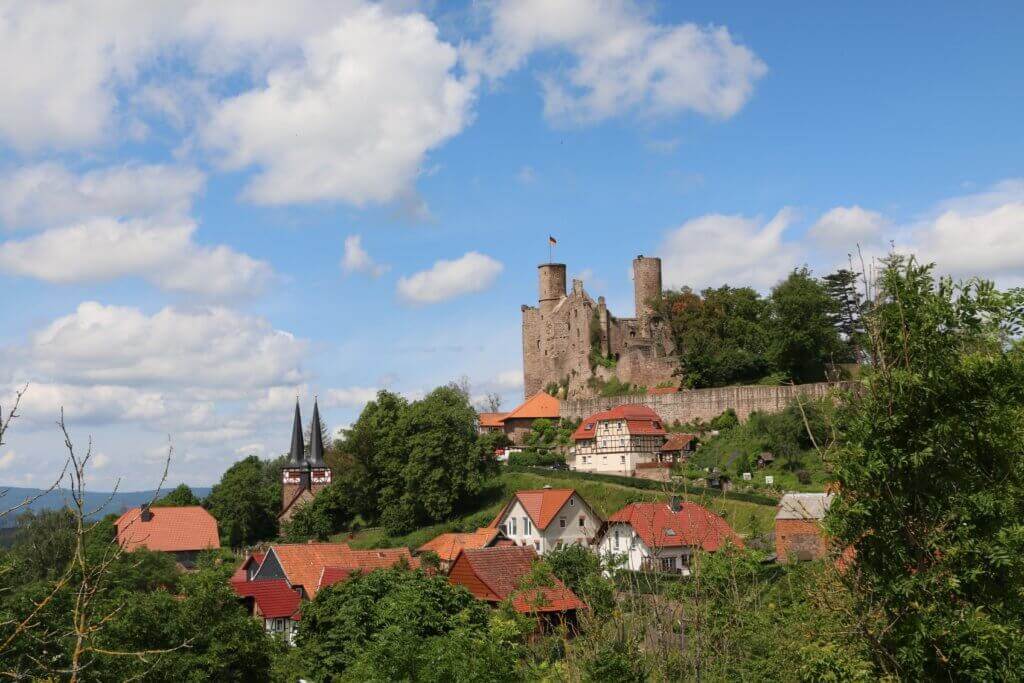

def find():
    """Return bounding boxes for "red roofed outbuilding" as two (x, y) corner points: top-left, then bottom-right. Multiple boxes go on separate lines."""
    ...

(115, 504), (219, 568)
(448, 546), (584, 629)
(570, 404), (667, 475)
(597, 500), (743, 574)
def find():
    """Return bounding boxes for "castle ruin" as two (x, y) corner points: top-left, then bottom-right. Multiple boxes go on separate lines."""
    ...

(521, 256), (679, 399)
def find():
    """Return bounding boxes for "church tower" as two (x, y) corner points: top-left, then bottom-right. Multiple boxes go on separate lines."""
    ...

(281, 399), (308, 514)
(308, 398), (332, 494)
(279, 397), (332, 522)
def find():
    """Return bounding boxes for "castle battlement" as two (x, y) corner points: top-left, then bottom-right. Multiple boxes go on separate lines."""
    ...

(521, 255), (678, 399)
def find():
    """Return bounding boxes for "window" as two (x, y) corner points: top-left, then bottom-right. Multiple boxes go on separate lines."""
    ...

(510, 518), (517, 535)
(661, 557), (675, 571)
(559, 517), (566, 528)
(654, 421), (661, 429)
(578, 517), (585, 528)
(534, 541), (541, 551)
(523, 517), (532, 535)
(620, 455), (626, 464)
(585, 423), (593, 430)
(614, 530), (620, 550)
(569, 498), (575, 507)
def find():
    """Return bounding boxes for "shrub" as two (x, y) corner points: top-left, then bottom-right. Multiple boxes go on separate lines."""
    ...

(796, 469), (811, 485)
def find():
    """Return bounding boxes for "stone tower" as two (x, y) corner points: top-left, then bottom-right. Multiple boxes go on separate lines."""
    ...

(537, 263), (567, 313)
(632, 255), (663, 338)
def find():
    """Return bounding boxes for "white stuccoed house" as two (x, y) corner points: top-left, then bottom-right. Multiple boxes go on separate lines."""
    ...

(489, 487), (603, 554)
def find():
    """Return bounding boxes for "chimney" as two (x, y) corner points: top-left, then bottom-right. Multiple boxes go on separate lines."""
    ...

(140, 503), (154, 522)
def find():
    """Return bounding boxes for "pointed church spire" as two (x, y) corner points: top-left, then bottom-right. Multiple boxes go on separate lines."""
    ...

(309, 396), (325, 466)
(289, 398), (305, 465)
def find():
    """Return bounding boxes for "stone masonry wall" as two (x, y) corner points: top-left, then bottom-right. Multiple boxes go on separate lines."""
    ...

(560, 382), (840, 423)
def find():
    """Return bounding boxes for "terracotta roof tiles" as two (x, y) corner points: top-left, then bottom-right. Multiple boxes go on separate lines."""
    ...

(450, 546), (585, 613)
(503, 392), (560, 421)
(478, 412), (508, 428)
(115, 506), (220, 553)
(607, 502), (743, 552)
(231, 579), (301, 620)
(573, 404), (666, 440)
(417, 527), (501, 563)
(490, 488), (578, 530)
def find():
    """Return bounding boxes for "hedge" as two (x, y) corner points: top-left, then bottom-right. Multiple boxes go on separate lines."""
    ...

(504, 465), (779, 507)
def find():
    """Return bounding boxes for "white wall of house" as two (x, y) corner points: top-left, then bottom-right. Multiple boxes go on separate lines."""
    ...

(263, 616), (298, 645)
(570, 420), (662, 474)
(497, 494), (602, 554)
(597, 522), (693, 574)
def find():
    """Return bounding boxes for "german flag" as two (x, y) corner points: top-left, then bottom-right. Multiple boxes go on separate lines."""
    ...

(549, 236), (557, 245)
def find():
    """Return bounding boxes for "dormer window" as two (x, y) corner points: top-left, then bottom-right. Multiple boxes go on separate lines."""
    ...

(585, 423), (594, 430)
(665, 528), (677, 536)
(654, 421), (661, 429)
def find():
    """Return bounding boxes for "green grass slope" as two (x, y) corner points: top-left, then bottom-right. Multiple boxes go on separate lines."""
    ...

(334, 469), (777, 550)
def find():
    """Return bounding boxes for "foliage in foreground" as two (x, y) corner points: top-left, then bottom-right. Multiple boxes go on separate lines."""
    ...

(828, 256), (1024, 679)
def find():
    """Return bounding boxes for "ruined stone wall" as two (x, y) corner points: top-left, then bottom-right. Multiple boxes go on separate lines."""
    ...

(560, 382), (840, 423)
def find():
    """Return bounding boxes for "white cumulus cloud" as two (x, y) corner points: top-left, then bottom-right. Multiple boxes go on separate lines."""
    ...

(341, 234), (389, 277)
(471, 0), (766, 125)
(809, 206), (888, 248)
(660, 209), (802, 291)
(0, 218), (273, 297)
(28, 302), (307, 391)
(397, 252), (504, 304)
(202, 5), (475, 206)
(0, 163), (204, 230)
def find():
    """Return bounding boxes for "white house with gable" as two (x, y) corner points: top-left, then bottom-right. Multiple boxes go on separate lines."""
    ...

(490, 488), (603, 555)
(597, 500), (744, 574)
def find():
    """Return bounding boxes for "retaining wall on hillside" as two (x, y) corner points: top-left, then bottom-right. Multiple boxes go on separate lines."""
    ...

(560, 382), (842, 423)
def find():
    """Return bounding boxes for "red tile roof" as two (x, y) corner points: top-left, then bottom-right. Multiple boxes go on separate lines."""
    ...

(607, 502), (743, 552)
(478, 412), (508, 428)
(231, 579), (301, 620)
(316, 548), (417, 590)
(573, 404), (666, 440)
(490, 488), (578, 530)
(503, 392), (560, 420)
(268, 543), (352, 599)
(661, 433), (695, 452)
(417, 527), (501, 563)
(115, 506), (220, 553)
(449, 546), (585, 613)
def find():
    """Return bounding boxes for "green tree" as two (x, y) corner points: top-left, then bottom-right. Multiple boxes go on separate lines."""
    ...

(822, 268), (867, 363)
(281, 478), (354, 542)
(292, 568), (515, 682)
(394, 386), (495, 534)
(661, 285), (773, 388)
(206, 455), (280, 547)
(8, 508), (76, 581)
(828, 255), (1024, 679)
(154, 483), (202, 507)
(768, 268), (843, 383)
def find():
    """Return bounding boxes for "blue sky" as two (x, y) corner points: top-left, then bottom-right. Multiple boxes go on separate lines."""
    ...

(1, 0), (1022, 490)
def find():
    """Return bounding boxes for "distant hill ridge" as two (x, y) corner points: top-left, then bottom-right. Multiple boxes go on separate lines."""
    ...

(0, 486), (212, 527)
